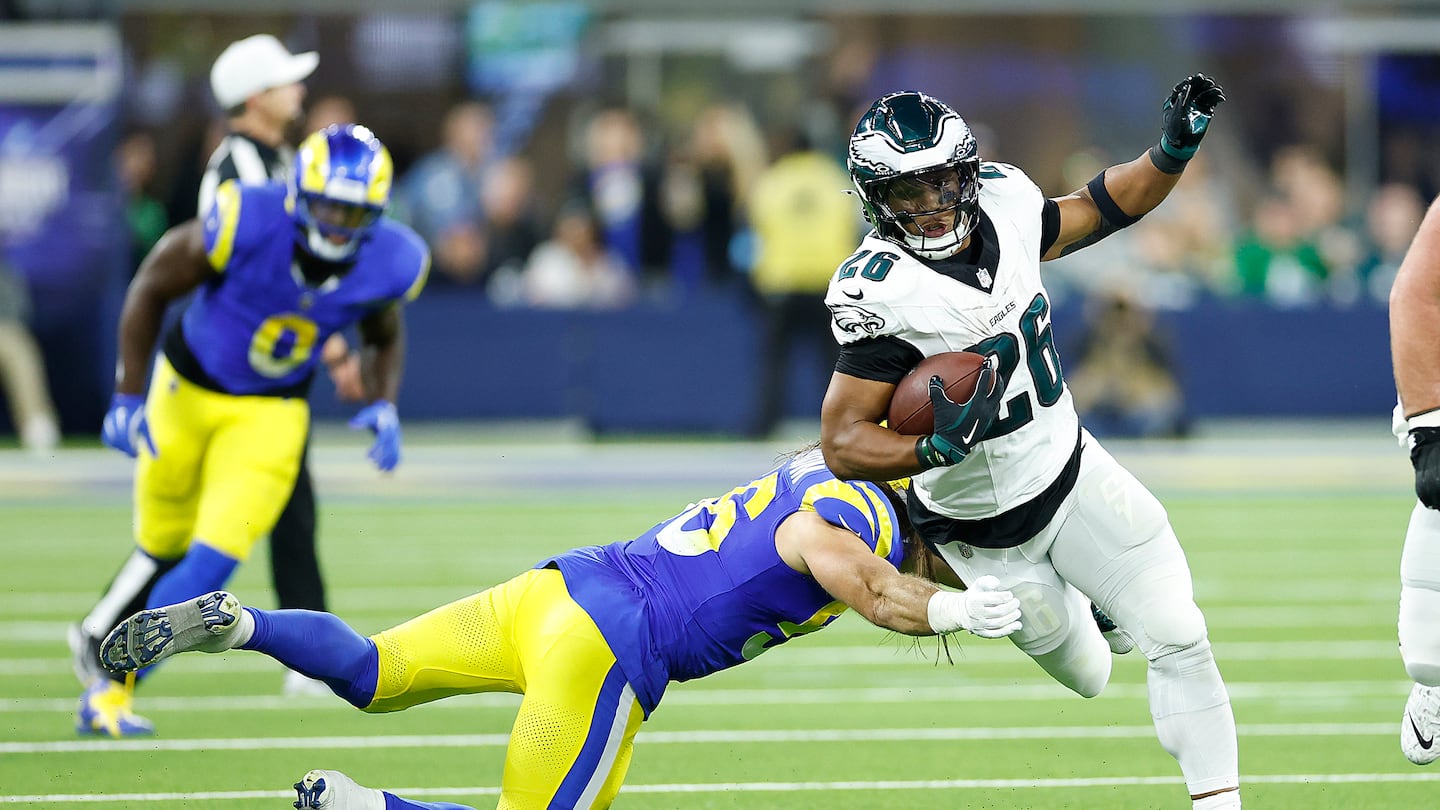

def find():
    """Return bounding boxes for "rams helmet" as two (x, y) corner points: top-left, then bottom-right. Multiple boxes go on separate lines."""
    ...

(291, 124), (393, 262)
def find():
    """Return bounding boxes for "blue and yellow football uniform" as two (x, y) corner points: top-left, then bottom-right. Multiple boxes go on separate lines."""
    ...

(361, 448), (903, 809)
(135, 180), (428, 564)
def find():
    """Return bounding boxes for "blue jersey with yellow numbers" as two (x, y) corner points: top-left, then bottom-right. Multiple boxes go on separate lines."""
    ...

(541, 448), (905, 716)
(177, 180), (429, 396)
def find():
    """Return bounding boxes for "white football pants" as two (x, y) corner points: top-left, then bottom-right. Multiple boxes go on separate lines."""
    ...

(934, 431), (1240, 798)
(1394, 404), (1440, 686)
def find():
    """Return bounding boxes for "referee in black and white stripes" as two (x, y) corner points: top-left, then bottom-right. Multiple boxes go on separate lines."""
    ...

(198, 33), (314, 215)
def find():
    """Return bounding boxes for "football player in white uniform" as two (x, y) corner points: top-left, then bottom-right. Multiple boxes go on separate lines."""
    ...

(1389, 194), (1440, 766)
(819, 76), (1240, 808)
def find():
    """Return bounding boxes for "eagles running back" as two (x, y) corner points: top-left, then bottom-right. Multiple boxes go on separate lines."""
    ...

(826, 161), (1077, 531)
(819, 82), (1242, 808)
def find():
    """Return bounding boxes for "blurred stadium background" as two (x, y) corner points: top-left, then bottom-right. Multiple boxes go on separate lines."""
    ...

(2, 0), (1438, 807)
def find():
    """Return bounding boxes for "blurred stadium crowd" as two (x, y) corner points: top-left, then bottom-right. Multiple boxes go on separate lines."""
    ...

(3, 5), (1438, 445)
(107, 13), (1440, 311)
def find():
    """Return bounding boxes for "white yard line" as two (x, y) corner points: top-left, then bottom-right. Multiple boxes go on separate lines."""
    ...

(0, 679), (1413, 714)
(0, 722), (1406, 754)
(0, 639), (1406, 675)
(3, 771), (1439, 804)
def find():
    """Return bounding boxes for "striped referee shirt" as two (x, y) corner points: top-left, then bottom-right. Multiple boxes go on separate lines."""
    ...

(196, 131), (294, 216)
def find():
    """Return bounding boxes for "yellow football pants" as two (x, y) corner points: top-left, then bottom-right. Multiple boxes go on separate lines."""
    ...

(134, 357), (308, 562)
(368, 568), (645, 810)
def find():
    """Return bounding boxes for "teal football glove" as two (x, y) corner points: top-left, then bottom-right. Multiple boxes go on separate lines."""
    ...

(915, 357), (1004, 469)
(101, 393), (157, 458)
(1154, 73), (1226, 169)
(349, 400), (401, 472)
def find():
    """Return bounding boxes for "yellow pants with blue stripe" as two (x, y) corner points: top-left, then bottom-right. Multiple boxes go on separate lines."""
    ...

(368, 567), (645, 810)
(134, 357), (308, 562)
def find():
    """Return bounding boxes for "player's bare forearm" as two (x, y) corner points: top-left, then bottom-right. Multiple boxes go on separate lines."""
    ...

(821, 420), (927, 480)
(357, 306), (405, 403)
(821, 374), (927, 479)
(1044, 153), (1182, 261)
(783, 516), (939, 636)
(854, 570), (943, 636)
(1100, 150), (1183, 220)
(1391, 197), (1440, 416)
(116, 221), (211, 394)
(114, 293), (165, 395)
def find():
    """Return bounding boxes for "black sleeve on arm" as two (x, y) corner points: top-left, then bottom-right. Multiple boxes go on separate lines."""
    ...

(836, 336), (925, 384)
(1040, 198), (1061, 256)
(1086, 171), (1142, 228)
(1056, 171), (1145, 258)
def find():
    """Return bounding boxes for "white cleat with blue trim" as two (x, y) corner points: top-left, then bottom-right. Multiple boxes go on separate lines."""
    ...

(99, 591), (245, 673)
(293, 770), (386, 810)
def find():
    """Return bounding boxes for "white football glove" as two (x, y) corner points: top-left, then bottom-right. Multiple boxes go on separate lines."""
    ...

(927, 575), (1023, 639)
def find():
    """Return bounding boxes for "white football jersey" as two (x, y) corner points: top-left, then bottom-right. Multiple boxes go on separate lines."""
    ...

(826, 161), (1078, 520)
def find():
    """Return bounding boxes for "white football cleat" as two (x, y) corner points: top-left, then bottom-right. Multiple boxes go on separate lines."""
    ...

(1090, 603), (1136, 655)
(1402, 682), (1440, 765)
(293, 769), (386, 810)
(1103, 626), (1136, 655)
(99, 591), (245, 673)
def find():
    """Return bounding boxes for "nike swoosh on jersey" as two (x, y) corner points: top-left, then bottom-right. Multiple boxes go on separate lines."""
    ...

(1410, 712), (1435, 749)
(843, 289), (863, 300)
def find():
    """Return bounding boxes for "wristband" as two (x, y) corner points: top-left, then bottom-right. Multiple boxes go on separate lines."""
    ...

(1409, 409), (1440, 430)
(1147, 143), (1189, 175)
(926, 590), (967, 635)
(916, 435), (959, 469)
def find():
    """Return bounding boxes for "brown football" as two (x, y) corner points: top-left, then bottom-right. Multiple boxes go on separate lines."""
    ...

(887, 351), (987, 436)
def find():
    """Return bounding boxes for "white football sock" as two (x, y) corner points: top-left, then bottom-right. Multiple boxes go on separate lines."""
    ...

(1400, 504), (1440, 685)
(1148, 639), (1240, 798)
(230, 606), (256, 649)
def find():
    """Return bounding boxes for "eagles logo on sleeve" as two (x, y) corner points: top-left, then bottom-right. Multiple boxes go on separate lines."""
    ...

(830, 303), (886, 337)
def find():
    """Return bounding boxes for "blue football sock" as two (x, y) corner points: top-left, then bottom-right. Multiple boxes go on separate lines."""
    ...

(240, 608), (379, 708)
(133, 544), (239, 682)
(384, 793), (476, 810)
(146, 543), (239, 610)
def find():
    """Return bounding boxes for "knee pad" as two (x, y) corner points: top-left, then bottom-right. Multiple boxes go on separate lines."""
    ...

(1056, 639), (1111, 699)
(1133, 599), (1207, 660)
(1007, 582), (1111, 697)
(1148, 637), (1229, 718)
(1006, 581), (1073, 655)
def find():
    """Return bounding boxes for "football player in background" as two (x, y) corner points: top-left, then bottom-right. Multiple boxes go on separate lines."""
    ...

(70, 32), (361, 700)
(818, 76), (1241, 808)
(1388, 193), (1440, 765)
(99, 446), (1023, 809)
(74, 124), (429, 737)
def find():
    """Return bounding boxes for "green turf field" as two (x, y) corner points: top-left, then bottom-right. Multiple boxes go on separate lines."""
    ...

(2, 432), (1436, 808)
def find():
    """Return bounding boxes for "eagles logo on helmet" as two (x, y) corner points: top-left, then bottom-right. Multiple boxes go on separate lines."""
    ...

(847, 91), (981, 261)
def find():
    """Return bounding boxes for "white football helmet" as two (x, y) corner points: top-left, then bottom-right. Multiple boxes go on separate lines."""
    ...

(847, 91), (981, 260)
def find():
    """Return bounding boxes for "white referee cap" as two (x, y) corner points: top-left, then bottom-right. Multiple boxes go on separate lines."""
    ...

(210, 34), (318, 109)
